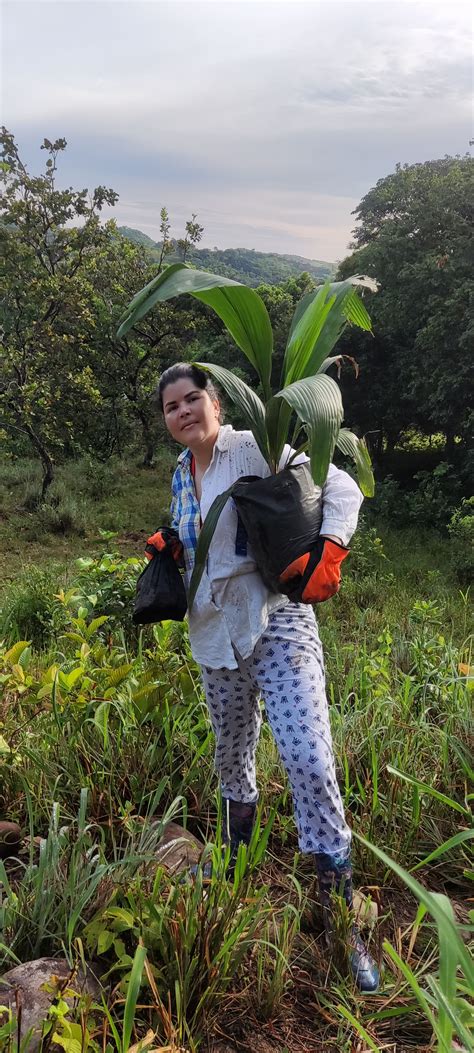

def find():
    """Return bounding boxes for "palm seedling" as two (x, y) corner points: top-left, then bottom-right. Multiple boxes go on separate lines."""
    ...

(116, 264), (378, 603)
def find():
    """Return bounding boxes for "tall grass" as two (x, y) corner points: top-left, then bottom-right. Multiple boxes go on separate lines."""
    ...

(0, 527), (472, 1051)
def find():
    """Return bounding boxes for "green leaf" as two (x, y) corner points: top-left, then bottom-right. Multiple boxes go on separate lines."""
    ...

(122, 943), (147, 1053)
(356, 833), (474, 985)
(336, 428), (375, 497)
(410, 829), (474, 872)
(342, 286), (374, 330)
(387, 765), (471, 816)
(265, 397), (293, 472)
(116, 262), (187, 337)
(188, 484), (236, 609)
(283, 275), (376, 385)
(106, 663), (134, 687)
(97, 929), (115, 955)
(283, 284), (336, 385)
(274, 374), (343, 486)
(336, 1005), (381, 1052)
(196, 362), (269, 465)
(3, 641), (31, 666)
(117, 264), (273, 397)
(86, 615), (109, 638)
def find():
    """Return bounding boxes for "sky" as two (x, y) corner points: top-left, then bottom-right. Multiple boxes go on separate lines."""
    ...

(2, 0), (472, 262)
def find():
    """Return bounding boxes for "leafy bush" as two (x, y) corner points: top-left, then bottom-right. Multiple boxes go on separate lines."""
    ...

(0, 567), (68, 648)
(370, 463), (463, 530)
(72, 548), (142, 641)
(369, 474), (409, 526)
(406, 462), (462, 530)
(77, 455), (124, 502)
(345, 519), (388, 578)
(34, 494), (89, 536)
(448, 496), (474, 582)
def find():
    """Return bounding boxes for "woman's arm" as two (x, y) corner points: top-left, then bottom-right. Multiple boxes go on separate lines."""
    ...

(320, 464), (363, 546)
(170, 468), (182, 531)
(278, 444), (363, 546)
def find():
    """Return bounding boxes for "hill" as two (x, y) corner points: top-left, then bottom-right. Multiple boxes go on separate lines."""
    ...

(117, 226), (333, 285)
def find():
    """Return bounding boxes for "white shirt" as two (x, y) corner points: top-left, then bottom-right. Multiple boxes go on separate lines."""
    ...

(172, 425), (363, 670)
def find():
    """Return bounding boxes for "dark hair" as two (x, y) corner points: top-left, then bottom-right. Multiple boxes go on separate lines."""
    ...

(157, 362), (220, 410)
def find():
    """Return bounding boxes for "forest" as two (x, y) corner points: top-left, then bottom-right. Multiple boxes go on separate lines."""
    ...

(0, 128), (472, 1053)
(118, 226), (333, 286)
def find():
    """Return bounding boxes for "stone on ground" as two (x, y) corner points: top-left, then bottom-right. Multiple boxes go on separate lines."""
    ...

(0, 957), (102, 1053)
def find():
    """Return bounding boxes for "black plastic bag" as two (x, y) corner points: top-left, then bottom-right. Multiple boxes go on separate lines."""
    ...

(232, 462), (323, 598)
(133, 546), (187, 625)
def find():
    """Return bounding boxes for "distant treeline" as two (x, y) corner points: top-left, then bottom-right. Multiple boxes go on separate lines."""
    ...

(117, 226), (333, 285)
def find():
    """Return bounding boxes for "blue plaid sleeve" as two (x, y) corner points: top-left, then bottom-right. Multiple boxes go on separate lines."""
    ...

(170, 467), (182, 531)
(170, 462), (201, 573)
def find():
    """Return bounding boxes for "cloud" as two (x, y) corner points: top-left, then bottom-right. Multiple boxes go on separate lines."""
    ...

(3, 0), (472, 259)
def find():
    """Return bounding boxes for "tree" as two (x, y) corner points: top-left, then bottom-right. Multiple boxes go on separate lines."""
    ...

(0, 130), (206, 485)
(80, 229), (206, 466)
(177, 213), (204, 263)
(0, 129), (118, 496)
(336, 156), (473, 461)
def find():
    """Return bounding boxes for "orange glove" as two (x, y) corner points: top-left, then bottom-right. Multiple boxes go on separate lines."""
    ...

(145, 527), (183, 565)
(279, 536), (349, 603)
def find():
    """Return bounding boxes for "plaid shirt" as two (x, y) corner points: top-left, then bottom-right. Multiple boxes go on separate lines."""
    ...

(170, 447), (200, 574)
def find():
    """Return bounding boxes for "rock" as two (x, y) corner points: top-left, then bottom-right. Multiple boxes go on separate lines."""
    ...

(353, 889), (379, 930)
(152, 821), (205, 875)
(0, 821), (21, 859)
(0, 957), (102, 1053)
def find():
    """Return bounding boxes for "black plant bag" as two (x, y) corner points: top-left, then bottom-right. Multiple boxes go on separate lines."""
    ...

(232, 462), (323, 598)
(133, 546), (187, 625)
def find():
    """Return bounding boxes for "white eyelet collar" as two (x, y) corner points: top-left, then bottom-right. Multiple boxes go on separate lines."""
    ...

(177, 425), (233, 464)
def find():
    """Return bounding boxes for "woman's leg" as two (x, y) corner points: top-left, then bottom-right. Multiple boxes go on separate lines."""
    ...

(201, 664), (261, 805)
(248, 603), (351, 857)
(247, 603), (379, 992)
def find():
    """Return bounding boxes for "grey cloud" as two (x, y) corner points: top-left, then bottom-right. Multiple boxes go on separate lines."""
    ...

(3, 0), (472, 259)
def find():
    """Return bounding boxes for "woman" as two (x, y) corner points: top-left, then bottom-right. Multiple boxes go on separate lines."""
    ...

(151, 362), (379, 993)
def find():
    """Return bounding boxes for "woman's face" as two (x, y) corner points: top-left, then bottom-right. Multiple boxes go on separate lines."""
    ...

(162, 377), (221, 450)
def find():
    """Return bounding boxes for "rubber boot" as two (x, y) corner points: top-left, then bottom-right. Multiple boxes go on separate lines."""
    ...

(315, 851), (380, 993)
(189, 799), (257, 880)
(222, 798), (257, 873)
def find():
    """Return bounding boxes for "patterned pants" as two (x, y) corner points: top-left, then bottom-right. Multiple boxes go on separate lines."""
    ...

(201, 603), (351, 856)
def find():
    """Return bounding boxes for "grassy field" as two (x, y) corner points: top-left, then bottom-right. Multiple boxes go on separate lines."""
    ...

(0, 456), (472, 1052)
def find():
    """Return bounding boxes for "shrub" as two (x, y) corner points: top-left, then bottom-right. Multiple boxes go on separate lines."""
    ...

(72, 548), (142, 641)
(345, 519), (388, 578)
(0, 567), (67, 648)
(34, 494), (89, 536)
(369, 474), (409, 526)
(370, 464), (463, 530)
(78, 455), (124, 501)
(448, 496), (474, 583)
(405, 462), (462, 530)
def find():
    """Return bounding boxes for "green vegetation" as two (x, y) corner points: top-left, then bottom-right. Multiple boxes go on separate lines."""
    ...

(1, 130), (472, 1051)
(117, 264), (378, 601)
(118, 226), (333, 285)
(0, 502), (472, 1051)
(2, 132), (471, 529)
(337, 156), (473, 465)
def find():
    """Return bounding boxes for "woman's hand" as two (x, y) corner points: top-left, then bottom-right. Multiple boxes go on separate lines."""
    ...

(279, 535), (349, 603)
(145, 527), (183, 565)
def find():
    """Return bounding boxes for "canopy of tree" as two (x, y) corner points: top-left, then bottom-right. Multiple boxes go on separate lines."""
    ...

(336, 156), (473, 469)
(0, 131), (206, 493)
